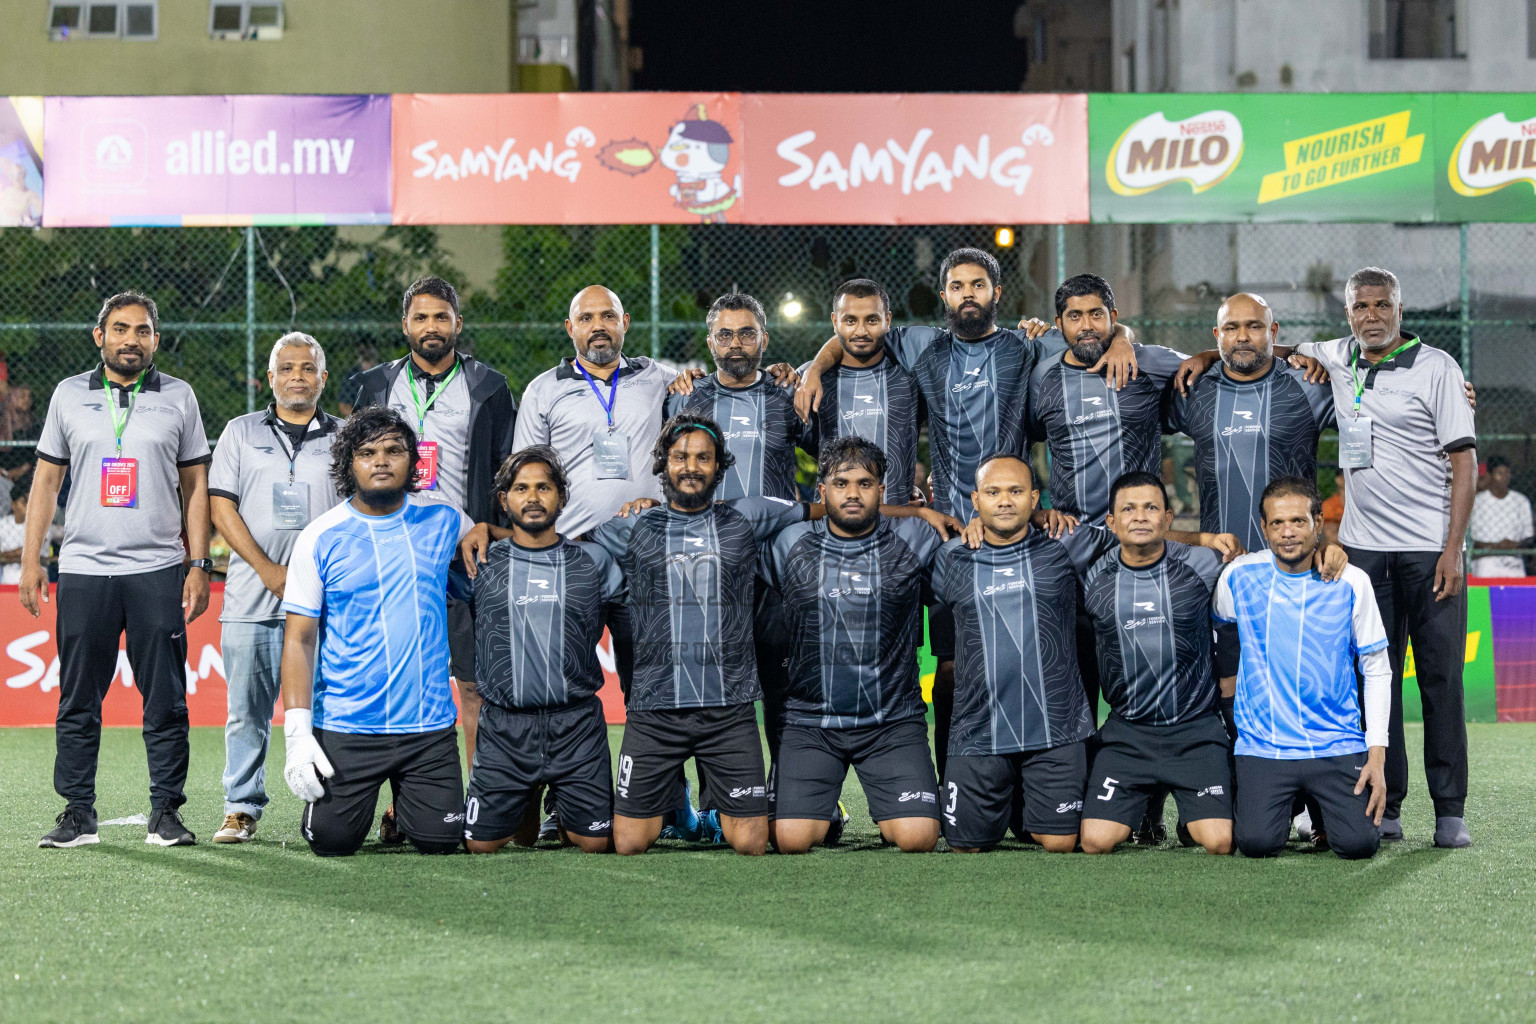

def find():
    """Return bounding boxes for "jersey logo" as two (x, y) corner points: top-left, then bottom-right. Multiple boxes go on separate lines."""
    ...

(729, 786), (766, 799)
(964, 367), (982, 376)
(899, 791), (937, 803)
(732, 415), (752, 426)
(1081, 396), (1103, 406)
(856, 394), (876, 403)
(993, 567), (1016, 577)
(686, 537), (706, 548)
(530, 578), (550, 588)
(252, 446), (275, 455)
(1056, 800), (1084, 814)
(1134, 601), (1155, 612)
(1196, 786), (1225, 798)
(1232, 410), (1253, 420)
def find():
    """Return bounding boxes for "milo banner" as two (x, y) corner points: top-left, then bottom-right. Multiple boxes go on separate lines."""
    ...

(1434, 93), (1536, 222)
(1090, 93), (1436, 223)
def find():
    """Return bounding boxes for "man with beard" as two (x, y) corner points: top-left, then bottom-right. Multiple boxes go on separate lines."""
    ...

(762, 436), (956, 854)
(586, 414), (808, 856)
(1029, 274), (1186, 526)
(796, 248), (1138, 781)
(929, 454), (1095, 854)
(279, 407), (476, 857)
(464, 446), (623, 855)
(801, 279), (924, 503)
(348, 276), (517, 810)
(1162, 293), (1335, 553)
(29, 291), (213, 849)
(207, 333), (344, 844)
(664, 292), (804, 501)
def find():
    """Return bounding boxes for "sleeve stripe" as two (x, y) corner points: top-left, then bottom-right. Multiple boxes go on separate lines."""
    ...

(208, 489), (240, 504)
(1442, 436), (1476, 453)
(281, 603), (321, 618)
(35, 450), (68, 466)
(178, 454), (214, 468)
(1359, 638), (1389, 655)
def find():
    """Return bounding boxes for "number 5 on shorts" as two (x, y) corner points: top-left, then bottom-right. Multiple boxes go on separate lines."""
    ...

(1096, 777), (1119, 802)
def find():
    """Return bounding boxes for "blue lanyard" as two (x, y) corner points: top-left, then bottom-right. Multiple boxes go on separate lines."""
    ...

(574, 360), (622, 430)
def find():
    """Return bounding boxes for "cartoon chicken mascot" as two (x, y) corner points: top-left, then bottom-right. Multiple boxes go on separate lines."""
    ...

(597, 104), (741, 223)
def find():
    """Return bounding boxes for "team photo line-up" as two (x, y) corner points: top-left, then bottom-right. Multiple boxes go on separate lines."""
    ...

(20, 245), (1480, 858)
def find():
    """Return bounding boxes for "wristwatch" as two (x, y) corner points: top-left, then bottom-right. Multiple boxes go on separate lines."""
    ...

(187, 558), (213, 572)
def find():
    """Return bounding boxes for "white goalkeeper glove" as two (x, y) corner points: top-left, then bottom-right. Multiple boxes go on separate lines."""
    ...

(282, 707), (334, 803)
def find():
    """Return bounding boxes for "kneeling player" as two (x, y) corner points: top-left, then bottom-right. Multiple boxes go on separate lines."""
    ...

(762, 437), (959, 854)
(929, 454), (1095, 853)
(1216, 477), (1389, 860)
(464, 447), (623, 854)
(279, 407), (475, 856)
(1074, 472), (1234, 856)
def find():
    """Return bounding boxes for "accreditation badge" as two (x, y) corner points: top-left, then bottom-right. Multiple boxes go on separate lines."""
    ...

(100, 457), (138, 507)
(272, 481), (311, 529)
(415, 440), (440, 489)
(591, 429), (630, 480)
(1339, 416), (1373, 470)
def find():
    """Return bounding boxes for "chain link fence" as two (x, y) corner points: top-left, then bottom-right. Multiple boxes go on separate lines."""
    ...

(0, 221), (1533, 511)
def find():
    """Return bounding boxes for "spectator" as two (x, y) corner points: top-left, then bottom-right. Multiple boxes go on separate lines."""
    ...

(1470, 455), (1533, 578)
(0, 489), (30, 583)
(1321, 468), (1346, 544)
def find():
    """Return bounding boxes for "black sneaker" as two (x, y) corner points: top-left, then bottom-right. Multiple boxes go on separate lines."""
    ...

(537, 815), (561, 844)
(145, 808), (196, 847)
(1132, 811), (1168, 846)
(39, 808), (99, 848)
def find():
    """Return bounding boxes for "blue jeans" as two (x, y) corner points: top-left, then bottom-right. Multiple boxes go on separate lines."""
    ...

(222, 620), (285, 818)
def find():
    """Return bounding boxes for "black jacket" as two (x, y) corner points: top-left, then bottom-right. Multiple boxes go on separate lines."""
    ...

(347, 354), (517, 525)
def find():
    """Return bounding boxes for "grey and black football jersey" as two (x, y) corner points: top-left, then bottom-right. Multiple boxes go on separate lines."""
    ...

(664, 374), (803, 501)
(1075, 532), (1225, 726)
(929, 530), (1094, 756)
(590, 497), (805, 710)
(1163, 360), (1335, 552)
(801, 354), (923, 500)
(470, 538), (624, 710)
(889, 325), (1065, 522)
(1029, 345), (1184, 524)
(759, 516), (944, 729)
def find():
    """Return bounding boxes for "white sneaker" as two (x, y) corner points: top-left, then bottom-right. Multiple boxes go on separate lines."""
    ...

(1293, 809), (1315, 843)
(213, 812), (257, 844)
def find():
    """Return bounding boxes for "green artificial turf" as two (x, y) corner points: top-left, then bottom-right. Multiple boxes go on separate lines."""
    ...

(1, 724), (1532, 1022)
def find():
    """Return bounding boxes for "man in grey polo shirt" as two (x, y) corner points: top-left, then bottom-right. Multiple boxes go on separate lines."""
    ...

(22, 291), (212, 849)
(1293, 266), (1476, 849)
(207, 332), (343, 844)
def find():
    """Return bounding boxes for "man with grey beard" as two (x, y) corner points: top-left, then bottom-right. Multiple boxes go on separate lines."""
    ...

(208, 332), (345, 843)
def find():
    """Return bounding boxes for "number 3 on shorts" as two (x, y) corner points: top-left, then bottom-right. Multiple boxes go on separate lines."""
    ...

(945, 781), (958, 815)
(1096, 777), (1119, 802)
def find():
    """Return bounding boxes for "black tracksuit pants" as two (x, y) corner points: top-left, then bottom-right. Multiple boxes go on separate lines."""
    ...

(1343, 547), (1469, 819)
(54, 566), (190, 814)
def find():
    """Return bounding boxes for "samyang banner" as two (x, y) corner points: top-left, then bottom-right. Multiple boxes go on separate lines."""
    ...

(1089, 93), (1436, 223)
(43, 94), (392, 226)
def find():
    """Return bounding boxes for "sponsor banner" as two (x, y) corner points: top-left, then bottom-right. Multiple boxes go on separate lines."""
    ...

(0, 585), (626, 727)
(1434, 93), (1536, 222)
(392, 92), (746, 224)
(0, 97), (44, 227)
(1090, 93), (1435, 223)
(741, 93), (1088, 224)
(1489, 584), (1536, 722)
(43, 94), (392, 227)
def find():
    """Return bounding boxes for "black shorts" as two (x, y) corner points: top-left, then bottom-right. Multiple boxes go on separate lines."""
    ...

(305, 726), (464, 856)
(774, 718), (939, 822)
(616, 704), (767, 818)
(448, 596), (476, 684)
(942, 741), (1088, 847)
(466, 697), (613, 841)
(927, 604), (955, 662)
(1234, 753), (1380, 860)
(1084, 714), (1232, 829)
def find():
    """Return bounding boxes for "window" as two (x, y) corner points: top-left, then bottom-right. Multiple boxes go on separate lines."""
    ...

(1369, 0), (1467, 59)
(49, 1), (155, 39)
(209, 1), (284, 40)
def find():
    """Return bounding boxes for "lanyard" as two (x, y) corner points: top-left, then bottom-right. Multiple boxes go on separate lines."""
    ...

(269, 413), (316, 484)
(1350, 336), (1418, 415)
(405, 359), (462, 433)
(104, 368), (146, 456)
(574, 360), (622, 430)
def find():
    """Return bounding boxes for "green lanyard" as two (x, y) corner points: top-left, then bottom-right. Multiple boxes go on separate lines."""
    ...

(104, 368), (146, 456)
(405, 359), (461, 435)
(1350, 337), (1418, 416)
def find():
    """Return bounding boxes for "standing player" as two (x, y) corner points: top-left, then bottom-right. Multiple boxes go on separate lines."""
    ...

(1073, 472), (1234, 856)
(928, 454), (1094, 853)
(279, 407), (475, 857)
(464, 447), (623, 855)
(1163, 293), (1335, 553)
(1215, 477), (1390, 861)
(348, 276), (517, 810)
(27, 292), (212, 849)
(796, 248), (1138, 775)
(1030, 274), (1185, 526)
(208, 332), (342, 843)
(760, 437), (962, 854)
(586, 415), (808, 856)
(801, 279), (924, 502)
(664, 292), (804, 501)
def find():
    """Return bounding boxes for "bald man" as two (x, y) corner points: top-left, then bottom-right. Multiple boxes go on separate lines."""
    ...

(1163, 294), (1334, 554)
